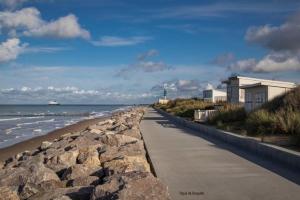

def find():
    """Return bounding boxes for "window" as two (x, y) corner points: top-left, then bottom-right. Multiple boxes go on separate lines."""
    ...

(204, 90), (212, 98)
(255, 92), (266, 107)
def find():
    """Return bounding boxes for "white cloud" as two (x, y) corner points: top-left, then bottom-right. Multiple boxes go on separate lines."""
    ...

(91, 36), (151, 47)
(228, 52), (300, 73)
(0, 38), (27, 63)
(0, 7), (90, 39)
(246, 12), (300, 51)
(0, 7), (43, 30)
(228, 11), (300, 74)
(24, 14), (90, 39)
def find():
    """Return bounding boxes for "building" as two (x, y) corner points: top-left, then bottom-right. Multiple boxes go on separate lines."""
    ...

(203, 89), (227, 103)
(158, 88), (170, 104)
(222, 76), (296, 104)
(240, 81), (296, 111)
(158, 98), (170, 104)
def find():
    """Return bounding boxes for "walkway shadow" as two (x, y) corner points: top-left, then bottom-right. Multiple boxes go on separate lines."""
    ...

(152, 113), (300, 185)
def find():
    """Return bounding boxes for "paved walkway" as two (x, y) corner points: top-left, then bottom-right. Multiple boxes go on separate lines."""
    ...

(140, 108), (300, 200)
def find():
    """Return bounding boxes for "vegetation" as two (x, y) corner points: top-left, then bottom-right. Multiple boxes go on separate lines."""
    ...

(154, 86), (300, 147)
(154, 98), (214, 119)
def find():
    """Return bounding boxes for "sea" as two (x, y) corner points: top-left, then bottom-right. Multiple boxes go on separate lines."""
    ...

(0, 105), (130, 148)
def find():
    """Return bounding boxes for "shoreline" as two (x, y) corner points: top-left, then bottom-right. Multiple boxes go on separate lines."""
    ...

(0, 115), (110, 162)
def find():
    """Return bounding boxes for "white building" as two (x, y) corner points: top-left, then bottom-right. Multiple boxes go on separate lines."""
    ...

(222, 76), (296, 104)
(158, 98), (170, 104)
(203, 89), (227, 103)
(240, 81), (296, 111)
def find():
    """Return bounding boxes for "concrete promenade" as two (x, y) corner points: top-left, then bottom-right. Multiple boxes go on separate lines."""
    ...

(140, 108), (300, 200)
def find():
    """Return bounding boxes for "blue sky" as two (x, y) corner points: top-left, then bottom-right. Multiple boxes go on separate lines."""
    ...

(0, 0), (300, 104)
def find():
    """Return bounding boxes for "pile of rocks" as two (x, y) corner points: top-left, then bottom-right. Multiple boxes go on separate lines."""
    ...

(0, 107), (170, 200)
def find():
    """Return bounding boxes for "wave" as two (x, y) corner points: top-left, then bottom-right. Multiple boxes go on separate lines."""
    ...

(0, 113), (92, 117)
(16, 118), (55, 126)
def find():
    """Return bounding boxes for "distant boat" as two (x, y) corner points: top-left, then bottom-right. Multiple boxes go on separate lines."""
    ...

(48, 100), (60, 105)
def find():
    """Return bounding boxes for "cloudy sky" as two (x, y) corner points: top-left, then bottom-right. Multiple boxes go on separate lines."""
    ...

(0, 0), (300, 104)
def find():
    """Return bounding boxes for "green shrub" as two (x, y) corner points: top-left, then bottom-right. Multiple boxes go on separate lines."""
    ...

(245, 110), (277, 136)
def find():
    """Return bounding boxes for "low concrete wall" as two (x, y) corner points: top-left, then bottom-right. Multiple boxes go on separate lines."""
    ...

(155, 108), (300, 170)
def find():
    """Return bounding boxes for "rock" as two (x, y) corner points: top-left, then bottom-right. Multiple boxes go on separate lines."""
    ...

(118, 140), (145, 157)
(99, 140), (145, 163)
(103, 155), (150, 176)
(104, 131), (115, 135)
(90, 172), (170, 200)
(100, 134), (138, 147)
(99, 146), (120, 163)
(52, 196), (72, 200)
(68, 176), (99, 187)
(28, 164), (60, 185)
(89, 129), (103, 134)
(40, 141), (52, 151)
(119, 128), (141, 139)
(38, 180), (65, 190)
(4, 157), (19, 169)
(0, 161), (4, 169)
(88, 124), (110, 132)
(0, 186), (20, 200)
(46, 149), (79, 172)
(97, 119), (115, 126)
(61, 164), (103, 180)
(0, 167), (27, 189)
(19, 183), (40, 199)
(28, 186), (94, 200)
(110, 123), (128, 133)
(77, 146), (101, 167)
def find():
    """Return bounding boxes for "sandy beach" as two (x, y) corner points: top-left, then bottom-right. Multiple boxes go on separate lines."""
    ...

(0, 116), (109, 162)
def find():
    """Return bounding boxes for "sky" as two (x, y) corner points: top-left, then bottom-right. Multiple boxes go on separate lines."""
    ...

(0, 0), (300, 104)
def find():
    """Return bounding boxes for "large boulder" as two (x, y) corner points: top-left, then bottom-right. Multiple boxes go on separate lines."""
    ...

(90, 172), (170, 200)
(61, 164), (103, 180)
(119, 128), (141, 139)
(68, 176), (99, 187)
(40, 141), (52, 151)
(103, 155), (150, 176)
(28, 186), (94, 200)
(0, 161), (3, 169)
(46, 149), (79, 172)
(100, 134), (139, 147)
(0, 186), (20, 200)
(77, 145), (101, 167)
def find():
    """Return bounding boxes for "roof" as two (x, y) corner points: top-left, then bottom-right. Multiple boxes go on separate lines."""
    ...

(222, 75), (296, 86)
(203, 89), (226, 93)
(240, 81), (296, 89)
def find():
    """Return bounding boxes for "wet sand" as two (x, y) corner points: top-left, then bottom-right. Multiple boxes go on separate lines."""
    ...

(0, 116), (110, 162)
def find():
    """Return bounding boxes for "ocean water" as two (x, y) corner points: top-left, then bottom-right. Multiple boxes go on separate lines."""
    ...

(0, 105), (129, 148)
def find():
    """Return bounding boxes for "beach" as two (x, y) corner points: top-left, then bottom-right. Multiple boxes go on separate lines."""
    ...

(0, 107), (170, 200)
(0, 116), (109, 162)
